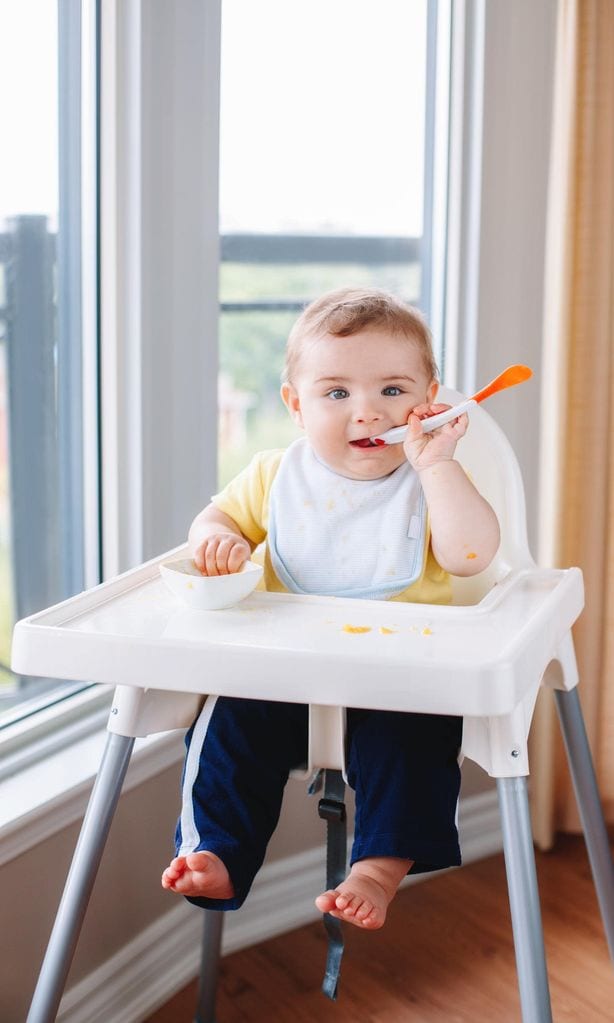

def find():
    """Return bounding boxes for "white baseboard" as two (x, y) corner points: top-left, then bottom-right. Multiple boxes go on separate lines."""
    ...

(58, 789), (502, 1023)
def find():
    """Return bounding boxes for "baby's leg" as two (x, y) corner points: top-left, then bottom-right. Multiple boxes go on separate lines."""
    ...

(164, 696), (308, 909)
(316, 708), (462, 929)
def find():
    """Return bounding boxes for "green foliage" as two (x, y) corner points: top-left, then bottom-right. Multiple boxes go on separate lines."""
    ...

(219, 260), (421, 404)
(218, 409), (300, 489)
(221, 261), (420, 302)
(220, 311), (293, 401)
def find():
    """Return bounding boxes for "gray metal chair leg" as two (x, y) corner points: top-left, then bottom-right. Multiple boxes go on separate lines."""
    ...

(554, 686), (614, 961)
(497, 777), (552, 1023)
(194, 910), (224, 1023)
(27, 732), (135, 1023)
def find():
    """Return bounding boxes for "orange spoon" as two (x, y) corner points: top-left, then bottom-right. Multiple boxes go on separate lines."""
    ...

(471, 363), (532, 404)
(372, 364), (533, 444)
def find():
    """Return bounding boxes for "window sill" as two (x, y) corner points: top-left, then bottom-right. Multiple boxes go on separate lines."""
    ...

(0, 693), (185, 867)
(0, 685), (114, 781)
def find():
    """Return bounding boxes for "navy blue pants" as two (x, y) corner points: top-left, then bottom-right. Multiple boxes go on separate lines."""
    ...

(175, 697), (462, 910)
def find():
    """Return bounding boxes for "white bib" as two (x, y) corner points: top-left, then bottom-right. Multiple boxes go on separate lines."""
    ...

(268, 438), (427, 600)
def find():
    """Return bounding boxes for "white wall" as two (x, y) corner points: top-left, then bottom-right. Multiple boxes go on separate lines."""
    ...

(473, 0), (557, 555)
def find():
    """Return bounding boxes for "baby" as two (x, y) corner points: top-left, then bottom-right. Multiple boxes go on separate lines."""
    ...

(162, 287), (500, 929)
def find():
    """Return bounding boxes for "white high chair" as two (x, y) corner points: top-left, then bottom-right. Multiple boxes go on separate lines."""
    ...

(12, 389), (614, 1023)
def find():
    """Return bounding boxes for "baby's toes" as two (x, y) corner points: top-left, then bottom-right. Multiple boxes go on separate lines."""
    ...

(185, 852), (210, 871)
(168, 871), (195, 894)
(341, 894), (364, 918)
(359, 904), (383, 929)
(162, 856), (187, 885)
(315, 890), (340, 914)
(354, 899), (375, 921)
(161, 870), (181, 890)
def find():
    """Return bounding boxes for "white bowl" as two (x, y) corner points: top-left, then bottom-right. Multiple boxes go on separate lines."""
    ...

(159, 558), (263, 610)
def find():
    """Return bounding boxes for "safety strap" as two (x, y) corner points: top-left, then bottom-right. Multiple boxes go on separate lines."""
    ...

(316, 768), (347, 1000)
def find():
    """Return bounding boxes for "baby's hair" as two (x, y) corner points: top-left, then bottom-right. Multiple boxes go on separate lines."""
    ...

(282, 287), (439, 384)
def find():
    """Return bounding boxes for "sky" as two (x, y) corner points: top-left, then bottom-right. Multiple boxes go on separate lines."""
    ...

(0, 0), (58, 222)
(0, 0), (427, 236)
(220, 0), (427, 235)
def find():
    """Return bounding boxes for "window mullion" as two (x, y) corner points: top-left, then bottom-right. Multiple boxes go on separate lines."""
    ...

(100, 0), (221, 576)
(57, 0), (85, 600)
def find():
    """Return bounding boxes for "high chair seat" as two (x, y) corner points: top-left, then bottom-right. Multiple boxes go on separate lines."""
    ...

(12, 390), (614, 1023)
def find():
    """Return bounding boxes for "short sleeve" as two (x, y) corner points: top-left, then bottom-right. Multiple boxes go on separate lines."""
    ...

(211, 450), (284, 546)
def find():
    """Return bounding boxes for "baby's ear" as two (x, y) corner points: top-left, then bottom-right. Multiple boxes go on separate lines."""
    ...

(280, 383), (304, 427)
(427, 379), (439, 404)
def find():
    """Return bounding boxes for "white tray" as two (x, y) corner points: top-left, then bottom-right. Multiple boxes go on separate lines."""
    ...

(11, 546), (584, 717)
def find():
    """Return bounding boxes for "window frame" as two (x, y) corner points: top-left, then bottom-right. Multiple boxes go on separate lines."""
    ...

(99, 0), (221, 576)
(0, 0), (100, 721)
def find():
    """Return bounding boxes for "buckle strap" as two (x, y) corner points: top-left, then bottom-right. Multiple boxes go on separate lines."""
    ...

(322, 913), (345, 1001)
(318, 769), (346, 1000)
(318, 797), (346, 824)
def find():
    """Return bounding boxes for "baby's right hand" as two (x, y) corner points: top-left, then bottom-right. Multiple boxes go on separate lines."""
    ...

(193, 533), (251, 576)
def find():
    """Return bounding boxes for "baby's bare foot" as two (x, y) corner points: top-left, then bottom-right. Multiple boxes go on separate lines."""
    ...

(315, 876), (388, 929)
(161, 851), (234, 900)
(315, 857), (412, 930)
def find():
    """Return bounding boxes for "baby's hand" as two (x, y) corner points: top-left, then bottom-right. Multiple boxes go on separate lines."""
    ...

(403, 403), (468, 471)
(193, 532), (251, 576)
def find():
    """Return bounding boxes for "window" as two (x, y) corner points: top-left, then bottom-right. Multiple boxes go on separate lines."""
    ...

(218, 0), (449, 485)
(0, 1), (99, 727)
(0, 0), (451, 726)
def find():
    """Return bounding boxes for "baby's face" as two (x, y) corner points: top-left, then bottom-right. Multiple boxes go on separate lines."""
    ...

(281, 328), (437, 480)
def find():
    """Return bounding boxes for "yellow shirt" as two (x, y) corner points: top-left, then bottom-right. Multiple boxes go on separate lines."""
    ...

(211, 449), (452, 606)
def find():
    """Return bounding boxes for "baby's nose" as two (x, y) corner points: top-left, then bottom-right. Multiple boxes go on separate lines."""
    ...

(354, 404), (382, 423)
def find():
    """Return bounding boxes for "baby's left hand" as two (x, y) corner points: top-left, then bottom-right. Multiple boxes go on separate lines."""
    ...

(403, 403), (468, 471)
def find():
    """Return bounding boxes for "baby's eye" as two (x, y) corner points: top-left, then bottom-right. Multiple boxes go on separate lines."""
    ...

(326, 388), (349, 400)
(382, 385), (403, 396)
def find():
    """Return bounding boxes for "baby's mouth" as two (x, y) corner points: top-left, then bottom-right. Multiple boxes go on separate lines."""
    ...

(349, 437), (386, 448)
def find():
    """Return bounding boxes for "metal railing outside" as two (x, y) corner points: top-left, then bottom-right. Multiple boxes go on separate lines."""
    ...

(219, 233), (422, 313)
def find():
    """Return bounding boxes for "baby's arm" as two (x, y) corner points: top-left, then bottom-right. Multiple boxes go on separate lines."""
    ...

(403, 405), (500, 576)
(188, 504), (252, 576)
(418, 460), (500, 575)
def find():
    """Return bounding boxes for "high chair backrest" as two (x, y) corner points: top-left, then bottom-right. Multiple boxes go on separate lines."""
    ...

(437, 386), (535, 606)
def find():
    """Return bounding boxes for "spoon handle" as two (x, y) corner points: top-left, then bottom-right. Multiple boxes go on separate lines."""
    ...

(374, 399), (477, 445)
(420, 398), (477, 433)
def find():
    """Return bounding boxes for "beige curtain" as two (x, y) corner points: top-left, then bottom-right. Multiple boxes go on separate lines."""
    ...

(532, 0), (614, 843)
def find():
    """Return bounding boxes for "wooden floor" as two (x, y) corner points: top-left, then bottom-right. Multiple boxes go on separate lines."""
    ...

(145, 834), (614, 1022)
